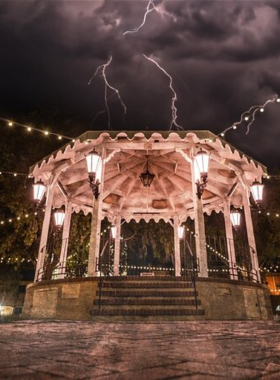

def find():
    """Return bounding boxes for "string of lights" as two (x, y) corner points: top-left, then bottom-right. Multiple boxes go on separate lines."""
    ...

(219, 95), (280, 137)
(0, 117), (75, 142)
(0, 170), (30, 178)
(0, 211), (41, 226)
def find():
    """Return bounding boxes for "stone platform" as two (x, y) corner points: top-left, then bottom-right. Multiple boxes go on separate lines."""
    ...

(1, 320), (280, 379)
(23, 277), (273, 320)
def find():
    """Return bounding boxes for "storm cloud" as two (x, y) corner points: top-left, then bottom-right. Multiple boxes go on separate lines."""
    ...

(0, 0), (280, 168)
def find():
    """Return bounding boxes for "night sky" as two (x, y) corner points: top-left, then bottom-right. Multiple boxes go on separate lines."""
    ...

(0, 0), (280, 170)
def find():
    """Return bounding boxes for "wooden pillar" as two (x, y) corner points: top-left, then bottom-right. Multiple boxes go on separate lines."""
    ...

(242, 187), (261, 282)
(173, 216), (181, 277)
(88, 199), (101, 276)
(58, 201), (72, 279)
(191, 160), (208, 278)
(35, 184), (55, 281)
(224, 200), (238, 280)
(88, 148), (105, 277)
(113, 217), (121, 276)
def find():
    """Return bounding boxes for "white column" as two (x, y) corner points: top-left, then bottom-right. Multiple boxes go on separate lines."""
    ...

(35, 184), (55, 281)
(58, 201), (72, 279)
(113, 217), (121, 276)
(242, 187), (261, 282)
(88, 199), (101, 276)
(88, 148), (105, 277)
(191, 160), (208, 278)
(224, 200), (238, 280)
(173, 216), (181, 277)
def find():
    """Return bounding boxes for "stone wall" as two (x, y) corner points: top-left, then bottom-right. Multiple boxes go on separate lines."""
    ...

(23, 278), (98, 320)
(23, 277), (273, 320)
(195, 278), (273, 320)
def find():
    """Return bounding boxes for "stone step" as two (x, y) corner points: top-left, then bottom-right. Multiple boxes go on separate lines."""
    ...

(102, 281), (194, 289)
(91, 315), (205, 321)
(99, 276), (194, 282)
(94, 297), (201, 306)
(91, 307), (205, 316)
(97, 289), (198, 297)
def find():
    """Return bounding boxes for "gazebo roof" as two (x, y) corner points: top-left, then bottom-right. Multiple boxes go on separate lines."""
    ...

(30, 130), (266, 223)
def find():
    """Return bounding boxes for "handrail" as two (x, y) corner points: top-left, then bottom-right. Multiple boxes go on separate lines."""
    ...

(184, 240), (198, 311)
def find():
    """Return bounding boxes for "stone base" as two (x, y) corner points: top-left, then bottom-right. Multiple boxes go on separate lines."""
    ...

(22, 277), (273, 321)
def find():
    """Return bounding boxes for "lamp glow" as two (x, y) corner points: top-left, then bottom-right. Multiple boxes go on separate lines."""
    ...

(111, 225), (117, 239)
(251, 180), (264, 203)
(86, 150), (101, 177)
(230, 209), (241, 229)
(33, 181), (46, 203)
(178, 226), (185, 240)
(54, 209), (65, 229)
(194, 150), (209, 181)
(86, 150), (102, 199)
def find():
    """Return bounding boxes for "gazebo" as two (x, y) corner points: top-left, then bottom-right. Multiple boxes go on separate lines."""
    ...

(23, 131), (273, 320)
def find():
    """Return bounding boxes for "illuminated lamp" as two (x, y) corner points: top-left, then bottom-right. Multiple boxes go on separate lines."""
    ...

(230, 209), (241, 229)
(53, 209), (65, 229)
(194, 150), (210, 199)
(250, 180), (264, 204)
(33, 180), (46, 204)
(86, 150), (102, 199)
(178, 226), (185, 240)
(111, 225), (117, 239)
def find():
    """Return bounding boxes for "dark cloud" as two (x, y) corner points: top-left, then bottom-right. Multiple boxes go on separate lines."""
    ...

(0, 0), (280, 169)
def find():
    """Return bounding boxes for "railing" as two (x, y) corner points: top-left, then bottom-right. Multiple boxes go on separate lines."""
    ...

(37, 263), (88, 281)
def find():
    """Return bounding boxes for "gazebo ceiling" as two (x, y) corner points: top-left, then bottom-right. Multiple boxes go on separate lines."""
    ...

(30, 131), (266, 223)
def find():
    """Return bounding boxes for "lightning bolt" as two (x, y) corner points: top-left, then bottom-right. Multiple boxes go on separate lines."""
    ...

(88, 56), (126, 129)
(123, 0), (156, 35)
(143, 54), (184, 131)
(220, 95), (278, 137)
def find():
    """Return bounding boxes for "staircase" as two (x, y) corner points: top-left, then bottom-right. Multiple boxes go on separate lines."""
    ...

(91, 276), (205, 320)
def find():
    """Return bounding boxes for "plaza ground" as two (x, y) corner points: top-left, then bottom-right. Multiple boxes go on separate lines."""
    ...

(1, 320), (280, 379)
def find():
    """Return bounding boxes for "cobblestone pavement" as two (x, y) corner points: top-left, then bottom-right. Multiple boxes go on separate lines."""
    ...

(1, 320), (280, 379)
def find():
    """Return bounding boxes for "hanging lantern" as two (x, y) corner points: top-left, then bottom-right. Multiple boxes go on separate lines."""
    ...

(194, 150), (210, 181)
(140, 162), (155, 188)
(230, 209), (241, 229)
(86, 150), (102, 199)
(86, 150), (102, 178)
(250, 180), (264, 203)
(33, 180), (46, 203)
(178, 226), (185, 240)
(111, 225), (117, 239)
(194, 150), (210, 199)
(53, 209), (65, 229)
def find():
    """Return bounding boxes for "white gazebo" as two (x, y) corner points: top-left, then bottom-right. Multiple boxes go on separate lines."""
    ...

(30, 130), (266, 283)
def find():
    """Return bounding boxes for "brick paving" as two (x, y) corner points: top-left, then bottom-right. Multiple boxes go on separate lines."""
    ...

(0, 320), (280, 379)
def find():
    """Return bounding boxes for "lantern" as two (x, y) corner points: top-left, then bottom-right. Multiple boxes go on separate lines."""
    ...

(33, 180), (46, 203)
(86, 150), (102, 199)
(178, 226), (185, 240)
(194, 150), (209, 181)
(111, 225), (117, 239)
(250, 180), (264, 203)
(230, 209), (241, 229)
(86, 150), (102, 178)
(140, 162), (155, 188)
(53, 209), (65, 229)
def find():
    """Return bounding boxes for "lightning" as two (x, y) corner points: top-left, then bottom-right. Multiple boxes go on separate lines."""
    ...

(143, 54), (184, 131)
(88, 56), (126, 129)
(219, 95), (279, 137)
(123, 0), (156, 36)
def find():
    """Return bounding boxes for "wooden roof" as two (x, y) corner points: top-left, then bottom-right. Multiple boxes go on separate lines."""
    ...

(30, 130), (266, 223)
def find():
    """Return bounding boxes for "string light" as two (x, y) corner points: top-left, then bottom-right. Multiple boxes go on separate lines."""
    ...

(219, 94), (279, 137)
(0, 117), (74, 141)
(0, 210), (41, 226)
(0, 170), (30, 178)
